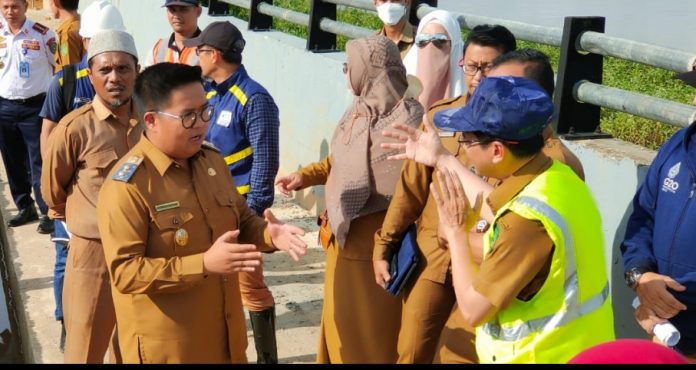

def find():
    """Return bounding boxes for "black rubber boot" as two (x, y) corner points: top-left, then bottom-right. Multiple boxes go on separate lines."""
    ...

(59, 319), (66, 353)
(248, 307), (278, 364)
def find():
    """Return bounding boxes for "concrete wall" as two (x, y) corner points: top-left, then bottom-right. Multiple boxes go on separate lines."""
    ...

(96, 0), (656, 339)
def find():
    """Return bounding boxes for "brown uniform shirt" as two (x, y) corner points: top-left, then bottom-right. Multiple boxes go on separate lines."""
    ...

(473, 153), (556, 309)
(377, 22), (415, 59)
(373, 95), (468, 283)
(41, 98), (142, 239)
(97, 134), (276, 364)
(54, 16), (84, 73)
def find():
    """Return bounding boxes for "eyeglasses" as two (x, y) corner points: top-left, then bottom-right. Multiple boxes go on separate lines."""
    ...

(459, 60), (493, 76)
(457, 135), (518, 146)
(155, 105), (215, 129)
(415, 33), (451, 49)
(195, 48), (214, 56)
(342, 62), (348, 74)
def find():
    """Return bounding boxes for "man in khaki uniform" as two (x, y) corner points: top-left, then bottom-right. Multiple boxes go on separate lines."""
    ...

(97, 62), (307, 364)
(372, 25), (516, 364)
(41, 30), (141, 363)
(48, 0), (84, 73)
(374, 0), (414, 59)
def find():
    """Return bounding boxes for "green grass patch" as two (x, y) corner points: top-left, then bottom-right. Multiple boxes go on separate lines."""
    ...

(207, 0), (693, 150)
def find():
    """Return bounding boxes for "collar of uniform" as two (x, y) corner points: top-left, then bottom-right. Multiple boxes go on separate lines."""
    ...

(168, 28), (201, 53)
(211, 64), (248, 96)
(377, 21), (415, 44)
(92, 97), (139, 127)
(486, 152), (553, 215)
(56, 15), (80, 33)
(139, 132), (178, 176)
(1, 18), (31, 36)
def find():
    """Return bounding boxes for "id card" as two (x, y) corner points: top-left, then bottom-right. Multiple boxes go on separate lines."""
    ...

(19, 61), (30, 78)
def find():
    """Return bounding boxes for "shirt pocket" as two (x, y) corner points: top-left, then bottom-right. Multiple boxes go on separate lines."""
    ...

(210, 191), (240, 235)
(152, 208), (194, 256)
(83, 149), (119, 196)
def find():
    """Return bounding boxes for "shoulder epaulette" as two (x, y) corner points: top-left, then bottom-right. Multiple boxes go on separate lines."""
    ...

(32, 22), (49, 35)
(58, 103), (93, 127)
(429, 96), (464, 111)
(112, 156), (143, 183)
(201, 141), (220, 152)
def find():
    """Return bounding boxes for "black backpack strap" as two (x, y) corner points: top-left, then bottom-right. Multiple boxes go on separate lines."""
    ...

(61, 64), (77, 111)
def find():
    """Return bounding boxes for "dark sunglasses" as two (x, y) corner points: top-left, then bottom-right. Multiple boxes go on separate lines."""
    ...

(415, 33), (451, 49)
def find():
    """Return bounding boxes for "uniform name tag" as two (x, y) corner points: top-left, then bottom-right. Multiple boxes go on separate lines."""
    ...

(216, 110), (232, 128)
(155, 201), (181, 212)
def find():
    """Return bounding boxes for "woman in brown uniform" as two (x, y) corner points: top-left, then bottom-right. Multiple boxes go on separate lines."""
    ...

(276, 35), (423, 363)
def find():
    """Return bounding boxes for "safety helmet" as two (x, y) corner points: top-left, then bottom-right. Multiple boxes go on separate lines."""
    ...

(79, 1), (127, 38)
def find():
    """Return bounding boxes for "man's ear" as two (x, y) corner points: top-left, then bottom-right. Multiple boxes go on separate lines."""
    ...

(143, 111), (157, 129)
(195, 5), (203, 17)
(490, 141), (506, 164)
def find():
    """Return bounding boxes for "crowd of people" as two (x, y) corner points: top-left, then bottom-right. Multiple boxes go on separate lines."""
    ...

(0, 0), (694, 364)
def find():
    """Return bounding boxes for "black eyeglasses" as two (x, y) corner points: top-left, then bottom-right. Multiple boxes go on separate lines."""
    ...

(195, 48), (214, 56)
(154, 105), (215, 129)
(342, 62), (348, 74)
(457, 135), (518, 146)
(415, 33), (451, 49)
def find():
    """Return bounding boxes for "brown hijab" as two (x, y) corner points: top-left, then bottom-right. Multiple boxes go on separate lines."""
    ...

(326, 35), (424, 248)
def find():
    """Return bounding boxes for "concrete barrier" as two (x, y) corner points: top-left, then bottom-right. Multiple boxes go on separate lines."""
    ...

(92, 0), (654, 339)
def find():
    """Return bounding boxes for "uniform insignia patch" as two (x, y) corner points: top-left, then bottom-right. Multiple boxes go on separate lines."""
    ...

(201, 141), (220, 152)
(112, 156), (143, 182)
(21, 40), (40, 51)
(60, 42), (68, 56)
(155, 201), (181, 212)
(47, 37), (57, 54)
(32, 22), (49, 35)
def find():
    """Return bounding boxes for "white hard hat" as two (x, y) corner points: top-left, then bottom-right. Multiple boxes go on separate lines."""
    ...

(79, 0), (127, 38)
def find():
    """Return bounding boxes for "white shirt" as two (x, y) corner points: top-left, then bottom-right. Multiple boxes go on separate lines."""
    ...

(0, 19), (56, 99)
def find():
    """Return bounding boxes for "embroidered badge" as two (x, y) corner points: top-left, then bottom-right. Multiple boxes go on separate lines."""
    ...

(155, 201), (181, 212)
(112, 156), (143, 183)
(21, 40), (40, 51)
(175, 228), (189, 247)
(32, 22), (49, 35)
(60, 42), (68, 57)
(47, 37), (57, 54)
(216, 110), (232, 127)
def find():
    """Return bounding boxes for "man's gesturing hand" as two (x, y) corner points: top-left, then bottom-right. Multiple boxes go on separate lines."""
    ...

(203, 230), (262, 274)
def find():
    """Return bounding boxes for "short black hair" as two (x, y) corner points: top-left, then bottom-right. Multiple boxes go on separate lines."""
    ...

(491, 48), (555, 96)
(135, 63), (203, 111)
(218, 48), (242, 65)
(58, 0), (79, 11)
(463, 24), (517, 56)
(473, 131), (544, 159)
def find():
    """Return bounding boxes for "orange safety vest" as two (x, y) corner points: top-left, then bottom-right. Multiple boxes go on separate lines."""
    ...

(152, 35), (199, 66)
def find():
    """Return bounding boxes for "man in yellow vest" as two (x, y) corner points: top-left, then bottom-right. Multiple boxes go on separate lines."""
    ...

(145, 0), (201, 67)
(426, 76), (615, 363)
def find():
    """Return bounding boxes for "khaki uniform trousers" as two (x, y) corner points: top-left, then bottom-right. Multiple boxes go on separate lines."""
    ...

(63, 235), (120, 363)
(434, 305), (478, 364)
(238, 260), (274, 312)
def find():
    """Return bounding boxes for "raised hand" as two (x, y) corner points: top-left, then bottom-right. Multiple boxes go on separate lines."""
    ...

(203, 230), (262, 274)
(381, 116), (449, 167)
(275, 172), (303, 197)
(430, 170), (483, 242)
(265, 209), (307, 261)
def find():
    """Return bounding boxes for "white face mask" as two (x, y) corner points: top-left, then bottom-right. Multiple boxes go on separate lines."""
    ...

(377, 2), (407, 26)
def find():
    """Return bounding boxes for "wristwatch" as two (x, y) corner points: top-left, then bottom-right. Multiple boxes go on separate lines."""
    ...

(624, 267), (650, 290)
(475, 219), (489, 233)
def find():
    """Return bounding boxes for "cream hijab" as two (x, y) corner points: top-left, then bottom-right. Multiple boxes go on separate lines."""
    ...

(403, 10), (465, 109)
(325, 35), (423, 248)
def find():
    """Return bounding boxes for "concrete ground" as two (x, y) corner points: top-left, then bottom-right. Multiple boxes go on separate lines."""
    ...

(0, 161), (325, 363)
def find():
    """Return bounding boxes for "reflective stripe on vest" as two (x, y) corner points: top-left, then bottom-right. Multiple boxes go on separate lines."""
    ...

(236, 184), (250, 195)
(481, 196), (610, 342)
(224, 146), (253, 166)
(206, 85), (248, 106)
(58, 68), (89, 86)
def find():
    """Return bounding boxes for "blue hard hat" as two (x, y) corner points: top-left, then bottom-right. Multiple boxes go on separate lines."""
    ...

(434, 76), (554, 141)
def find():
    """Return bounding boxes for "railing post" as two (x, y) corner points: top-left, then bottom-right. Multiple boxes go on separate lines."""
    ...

(554, 16), (610, 139)
(208, 0), (230, 16)
(307, 0), (336, 52)
(249, 0), (273, 31)
(410, 0), (437, 26)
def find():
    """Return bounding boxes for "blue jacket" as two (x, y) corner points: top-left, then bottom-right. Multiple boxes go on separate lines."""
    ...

(622, 122), (696, 355)
(205, 65), (271, 200)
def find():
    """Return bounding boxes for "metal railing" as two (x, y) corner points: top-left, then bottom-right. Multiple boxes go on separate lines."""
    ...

(210, 0), (696, 138)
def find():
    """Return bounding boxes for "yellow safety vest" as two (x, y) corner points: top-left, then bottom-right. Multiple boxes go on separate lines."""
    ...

(476, 160), (615, 363)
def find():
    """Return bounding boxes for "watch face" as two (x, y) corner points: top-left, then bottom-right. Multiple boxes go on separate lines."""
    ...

(625, 269), (642, 288)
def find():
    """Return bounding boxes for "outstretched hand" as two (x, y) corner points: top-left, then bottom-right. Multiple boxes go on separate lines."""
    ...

(265, 209), (307, 261)
(275, 172), (303, 198)
(430, 170), (483, 242)
(381, 117), (449, 167)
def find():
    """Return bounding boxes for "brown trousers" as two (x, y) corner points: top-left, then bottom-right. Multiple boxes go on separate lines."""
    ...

(63, 236), (120, 363)
(434, 305), (478, 364)
(238, 259), (274, 312)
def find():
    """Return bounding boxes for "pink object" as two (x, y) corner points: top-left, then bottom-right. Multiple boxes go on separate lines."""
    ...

(568, 339), (690, 364)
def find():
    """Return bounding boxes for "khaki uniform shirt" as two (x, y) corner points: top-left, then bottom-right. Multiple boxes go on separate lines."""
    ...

(97, 134), (276, 364)
(41, 98), (142, 239)
(378, 22), (415, 59)
(54, 16), (84, 73)
(473, 153), (555, 309)
(373, 95), (468, 283)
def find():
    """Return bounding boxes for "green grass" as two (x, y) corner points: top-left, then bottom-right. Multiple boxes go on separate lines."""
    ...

(207, 0), (693, 150)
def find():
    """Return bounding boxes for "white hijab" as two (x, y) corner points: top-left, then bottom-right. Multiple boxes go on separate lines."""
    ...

(403, 10), (465, 101)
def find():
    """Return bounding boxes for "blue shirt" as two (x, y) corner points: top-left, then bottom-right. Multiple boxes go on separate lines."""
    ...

(39, 55), (94, 122)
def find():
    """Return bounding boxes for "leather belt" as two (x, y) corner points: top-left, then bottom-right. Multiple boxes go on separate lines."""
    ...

(1, 93), (46, 105)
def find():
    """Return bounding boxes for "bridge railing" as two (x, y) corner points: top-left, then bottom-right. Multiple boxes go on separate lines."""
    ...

(210, 0), (696, 139)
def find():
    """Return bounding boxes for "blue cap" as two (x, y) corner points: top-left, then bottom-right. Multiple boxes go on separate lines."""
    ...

(163, 0), (198, 7)
(434, 76), (554, 141)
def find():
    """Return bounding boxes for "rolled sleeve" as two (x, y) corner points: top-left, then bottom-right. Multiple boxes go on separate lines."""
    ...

(244, 93), (279, 215)
(39, 74), (65, 122)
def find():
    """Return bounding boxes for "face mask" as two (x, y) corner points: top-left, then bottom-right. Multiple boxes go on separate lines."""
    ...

(377, 2), (406, 26)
